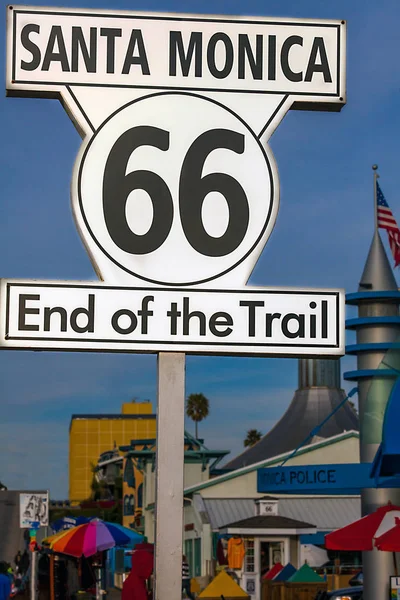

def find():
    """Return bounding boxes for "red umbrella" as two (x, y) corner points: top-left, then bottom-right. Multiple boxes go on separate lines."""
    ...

(325, 503), (400, 551)
(375, 517), (400, 551)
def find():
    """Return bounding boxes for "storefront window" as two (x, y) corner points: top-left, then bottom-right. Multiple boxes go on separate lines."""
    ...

(185, 540), (194, 578)
(194, 538), (201, 577)
(260, 540), (284, 577)
(244, 539), (255, 573)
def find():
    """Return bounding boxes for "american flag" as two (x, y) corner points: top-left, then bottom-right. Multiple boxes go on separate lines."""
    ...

(376, 181), (400, 267)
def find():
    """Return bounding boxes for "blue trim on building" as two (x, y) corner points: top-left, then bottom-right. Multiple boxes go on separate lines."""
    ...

(300, 532), (330, 545)
(346, 343), (400, 355)
(346, 317), (400, 329)
(346, 291), (400, 305)
(344, 369), (399, 381)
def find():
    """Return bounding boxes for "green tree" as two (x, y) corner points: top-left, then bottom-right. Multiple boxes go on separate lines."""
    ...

(186, 393), (210, 439)
(244, 429), (262, 448)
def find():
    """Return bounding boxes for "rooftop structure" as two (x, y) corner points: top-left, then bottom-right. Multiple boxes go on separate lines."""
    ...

(69, 401), (156, 502)
(224, 358), (359, 471)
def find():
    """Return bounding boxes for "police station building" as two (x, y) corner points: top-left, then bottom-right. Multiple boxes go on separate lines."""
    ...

(139, 357), (361, 600)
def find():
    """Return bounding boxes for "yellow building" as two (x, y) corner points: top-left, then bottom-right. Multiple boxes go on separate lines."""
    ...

(69, 401), (156, 502)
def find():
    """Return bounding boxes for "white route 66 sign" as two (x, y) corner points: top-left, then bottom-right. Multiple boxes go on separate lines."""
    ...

(7, 6), (346, 289)
(3, 6), (346, 356)
(76, 92), (274, 286)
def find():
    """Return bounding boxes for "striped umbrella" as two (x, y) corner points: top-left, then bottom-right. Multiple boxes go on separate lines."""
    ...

(43, 519), (131, 557)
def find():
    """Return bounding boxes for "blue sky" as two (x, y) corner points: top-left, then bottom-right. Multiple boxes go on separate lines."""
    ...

(0, 0), (399, 498)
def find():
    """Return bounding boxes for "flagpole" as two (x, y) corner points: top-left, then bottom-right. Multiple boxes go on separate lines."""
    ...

(373, 164), (379, 231)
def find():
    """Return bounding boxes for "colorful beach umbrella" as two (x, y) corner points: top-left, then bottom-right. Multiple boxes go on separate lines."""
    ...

(44, 519), (131, 557)
(325, 503), (400, 551)
(108, 523), (143, 546)
(51, 516), (91, 533)
(43, 529), (73, 546)
(375, 517), (400, 551)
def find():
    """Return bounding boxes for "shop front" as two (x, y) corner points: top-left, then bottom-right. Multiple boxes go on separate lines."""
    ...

(217, 498), (316, 600)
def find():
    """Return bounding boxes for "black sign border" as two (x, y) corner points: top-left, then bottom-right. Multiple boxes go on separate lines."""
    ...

(10, 8), (343, 101)
(4, 281), (341, 355)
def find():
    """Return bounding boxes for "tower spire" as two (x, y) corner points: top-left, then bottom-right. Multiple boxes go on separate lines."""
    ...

(373, 164), (379, 232)
(359, 230), (397, 292)
(344, 167), (400, 600)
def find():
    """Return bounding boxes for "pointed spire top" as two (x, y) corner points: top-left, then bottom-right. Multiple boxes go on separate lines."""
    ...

(359, 230), (397, 291)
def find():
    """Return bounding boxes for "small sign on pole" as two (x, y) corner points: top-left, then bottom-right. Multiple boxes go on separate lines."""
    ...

(390, 576), (400, 599)
(19, 493), (49, 529)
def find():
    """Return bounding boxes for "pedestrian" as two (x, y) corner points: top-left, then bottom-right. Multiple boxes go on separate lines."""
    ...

(23, 531), (29, 552)
(182, 555), (195, 600)
(19, 552), (29, 576)
(122, 549), (153, 600)
(0, 562), (11, 600)
(13, 553), (21, 574)
(5, 567), (13, 584)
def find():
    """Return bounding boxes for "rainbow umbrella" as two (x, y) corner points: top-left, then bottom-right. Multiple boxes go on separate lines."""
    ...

(44, 519), (131, 557)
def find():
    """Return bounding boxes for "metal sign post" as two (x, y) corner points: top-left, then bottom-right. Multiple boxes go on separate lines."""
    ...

(30, 547), (38, 600)
(4, 7), (347, 600)
(154, 353), (186, 600)
(19, 493), (48, 600)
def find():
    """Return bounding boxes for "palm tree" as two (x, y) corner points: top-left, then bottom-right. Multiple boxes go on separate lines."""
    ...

(186, 393), (210, 439)
(244, 429), (262, 448)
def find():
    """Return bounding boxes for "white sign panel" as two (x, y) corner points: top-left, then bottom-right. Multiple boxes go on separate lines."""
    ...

(8, 7), (345, 99)
(5, 7), (347, 357)
(75, 92), (275, 286)
(0, 280), (344, 356)
(6, 6), (346, 289)
(19, 492), (49, 528)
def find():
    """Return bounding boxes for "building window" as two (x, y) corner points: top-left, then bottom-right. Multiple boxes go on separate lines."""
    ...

(185, 540), (194, 578)
(194, 538), (201, 577)
(244, 539), (255, 573)
(137, 483), (143, 508)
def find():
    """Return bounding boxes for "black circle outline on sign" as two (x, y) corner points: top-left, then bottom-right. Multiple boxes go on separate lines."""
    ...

(77, 91), (274, 287)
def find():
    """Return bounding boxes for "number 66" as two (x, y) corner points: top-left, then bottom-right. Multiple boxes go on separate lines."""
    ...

(103, 126), (250, 257)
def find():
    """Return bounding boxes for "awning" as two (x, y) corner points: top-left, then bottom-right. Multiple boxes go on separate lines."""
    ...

(219, 515), (316, 536)
(371, 378), (400, 478)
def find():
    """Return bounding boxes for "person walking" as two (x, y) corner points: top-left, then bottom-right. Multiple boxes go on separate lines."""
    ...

(182, 556), (195, 600)
(19, 552), (29, 576)
(13, 553), (21, 574)
(122, 549), (153, 600)
(0, 563), (11, 600)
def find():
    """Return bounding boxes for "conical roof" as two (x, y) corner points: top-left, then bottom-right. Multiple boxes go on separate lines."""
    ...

(288, 563), (324, 583)
(225, 359), (358, 470)
(263, 563), (283, 580)
(359, 230), (397, 291)
(273, 563), (297, 581)
(198, 571), (248, 598)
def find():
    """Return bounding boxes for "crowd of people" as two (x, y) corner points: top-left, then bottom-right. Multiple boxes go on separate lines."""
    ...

(0, 547), (195, 600)
(0, 551), (30, 600)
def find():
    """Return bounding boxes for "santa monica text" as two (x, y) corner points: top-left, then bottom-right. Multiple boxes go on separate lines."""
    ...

(10, 9), (342, 95)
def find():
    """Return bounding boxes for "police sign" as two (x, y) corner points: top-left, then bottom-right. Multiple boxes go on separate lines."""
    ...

(257, 464), (400, 495)
(2, 6), (346, 355)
